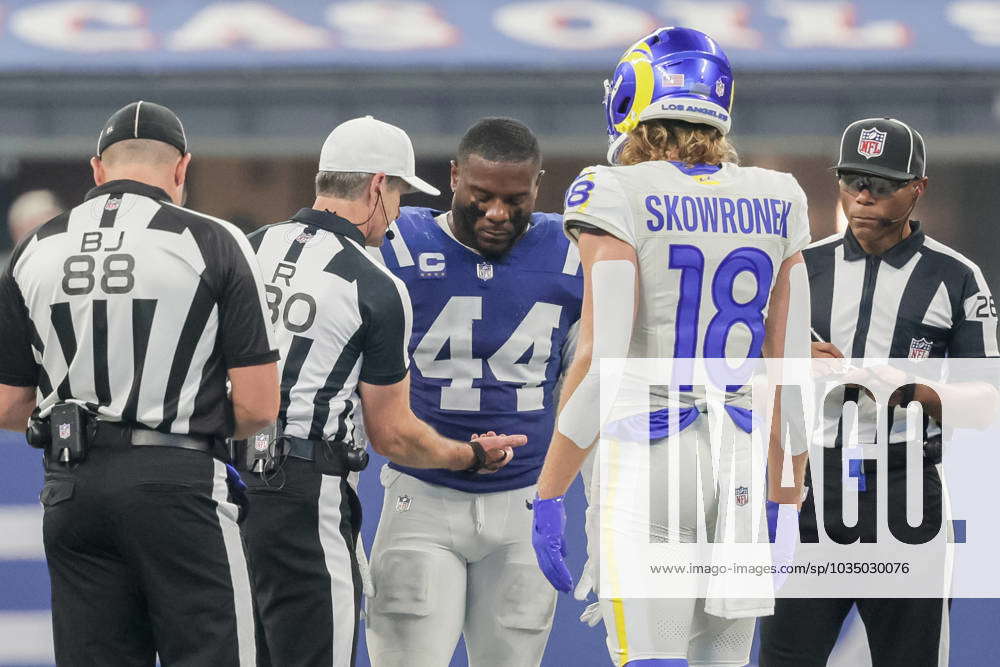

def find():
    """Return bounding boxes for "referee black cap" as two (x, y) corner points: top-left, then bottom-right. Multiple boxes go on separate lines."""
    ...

(835, 117), (926, 181)
(97, 100), (187, 156)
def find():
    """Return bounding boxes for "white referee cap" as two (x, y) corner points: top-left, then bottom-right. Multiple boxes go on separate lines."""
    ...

(318, 116), (440, 196)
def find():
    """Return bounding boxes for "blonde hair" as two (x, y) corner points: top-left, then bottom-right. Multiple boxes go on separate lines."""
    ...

(618, 119), (737, 167)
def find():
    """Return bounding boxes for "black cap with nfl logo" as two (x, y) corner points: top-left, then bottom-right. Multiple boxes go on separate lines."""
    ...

(97, 100), (187, 157)
(835, 117), (926, 181)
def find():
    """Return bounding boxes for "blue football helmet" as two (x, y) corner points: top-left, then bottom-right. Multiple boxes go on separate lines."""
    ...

(604, 27), (734, 165)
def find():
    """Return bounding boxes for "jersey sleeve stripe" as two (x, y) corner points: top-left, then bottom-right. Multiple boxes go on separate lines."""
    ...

(561, 242), (581, 276)
(225, 222), (279, 354)
(387, 223), (415, 267)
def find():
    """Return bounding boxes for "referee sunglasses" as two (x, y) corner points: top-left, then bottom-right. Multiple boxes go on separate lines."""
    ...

(838, 172), (915, 199)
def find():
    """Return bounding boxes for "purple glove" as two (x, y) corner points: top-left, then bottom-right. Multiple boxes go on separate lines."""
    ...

(531, 494), (573, 593)
(766, 499), (780, 543)
(767, 499), (800, 591)
(225, 463), (249, 523)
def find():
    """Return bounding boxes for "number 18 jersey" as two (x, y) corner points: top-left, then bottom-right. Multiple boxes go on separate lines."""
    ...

(564, 161), (811, 407)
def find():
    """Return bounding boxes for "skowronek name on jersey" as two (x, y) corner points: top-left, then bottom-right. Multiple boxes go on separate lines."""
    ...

(644, 193), (792, 238)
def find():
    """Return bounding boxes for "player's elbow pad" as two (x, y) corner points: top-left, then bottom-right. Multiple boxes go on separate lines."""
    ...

(783, 262), (812, 359)
(557, 369), (601, 449)
(557, 260), (636, 449)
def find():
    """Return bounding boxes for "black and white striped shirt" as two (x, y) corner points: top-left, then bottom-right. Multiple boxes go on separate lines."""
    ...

(249, 208), (411, 444)
(806, 221), (999, 445)
(0, 179), (278, 438)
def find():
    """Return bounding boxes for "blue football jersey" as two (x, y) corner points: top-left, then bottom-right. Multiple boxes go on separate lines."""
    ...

(379, 207), (583, 492)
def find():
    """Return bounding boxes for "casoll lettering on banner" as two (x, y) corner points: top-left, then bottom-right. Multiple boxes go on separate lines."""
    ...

(857, 127), (887, 159)
(0, 2), (996, 71)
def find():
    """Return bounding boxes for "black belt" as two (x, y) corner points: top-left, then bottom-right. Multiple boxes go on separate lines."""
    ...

(91, 421), (213, 452)
(280, 436), (349, 476)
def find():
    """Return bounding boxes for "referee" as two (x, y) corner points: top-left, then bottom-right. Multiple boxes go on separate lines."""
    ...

(0, 101), (279, 665)
(243, 116), (526, 666)
(760, 118), (999, 666)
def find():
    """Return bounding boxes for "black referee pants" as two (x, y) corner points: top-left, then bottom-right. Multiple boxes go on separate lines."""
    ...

(42, 446), (255, 666)
(760, 446), (949, 667)
(242, 459), (363, 667)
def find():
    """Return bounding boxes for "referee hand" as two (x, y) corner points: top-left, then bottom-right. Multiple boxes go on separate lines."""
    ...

(811, 341), (855, 386)
(469, 431), (526, 474)
(811, 342), (844, 358)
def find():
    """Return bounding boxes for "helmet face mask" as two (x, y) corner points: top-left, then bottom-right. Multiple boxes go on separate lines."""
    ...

(603, 27), (735, 165)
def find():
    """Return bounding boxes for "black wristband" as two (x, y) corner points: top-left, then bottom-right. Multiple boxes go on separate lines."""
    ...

(465, 441), (488, 473)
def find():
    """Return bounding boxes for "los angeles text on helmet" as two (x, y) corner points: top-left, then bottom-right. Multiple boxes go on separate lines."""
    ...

(659, 103), (730, 122)
(595, 356), (1000, 598)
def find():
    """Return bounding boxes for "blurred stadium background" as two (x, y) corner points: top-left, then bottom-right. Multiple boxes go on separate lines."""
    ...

(2, 1), (1000, 665)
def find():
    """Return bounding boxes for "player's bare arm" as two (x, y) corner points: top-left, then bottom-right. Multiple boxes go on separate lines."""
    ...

(762, 251), (810, 506)
(360, 374), (525, 472)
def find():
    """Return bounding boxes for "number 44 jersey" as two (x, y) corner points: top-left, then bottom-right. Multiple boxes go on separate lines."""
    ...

(564, 161), (811, 409)
(378, 207), (583, 492)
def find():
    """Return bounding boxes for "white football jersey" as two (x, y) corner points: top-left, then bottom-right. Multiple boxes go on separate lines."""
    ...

(564, 160), (810, 407)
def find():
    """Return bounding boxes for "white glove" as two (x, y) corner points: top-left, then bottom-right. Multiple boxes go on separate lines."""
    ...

(574, 558), (594, 601)
(579, 602), (603, 628)
(356, 539), (375, 619)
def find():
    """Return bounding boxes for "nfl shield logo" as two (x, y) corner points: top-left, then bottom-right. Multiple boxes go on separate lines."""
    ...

(735, 485), (749, 507)
(395, 495), (412, 513)
(715, 78), (725, 97)
(254, 432), (270, 452)
(285, 226), (323, 246)
(909, 337), (933, 360)
(105, 198), (120, 211)
(58, 423), (71, 440)
(476, 262), (493, 281)
(857, 127), (887, 159)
